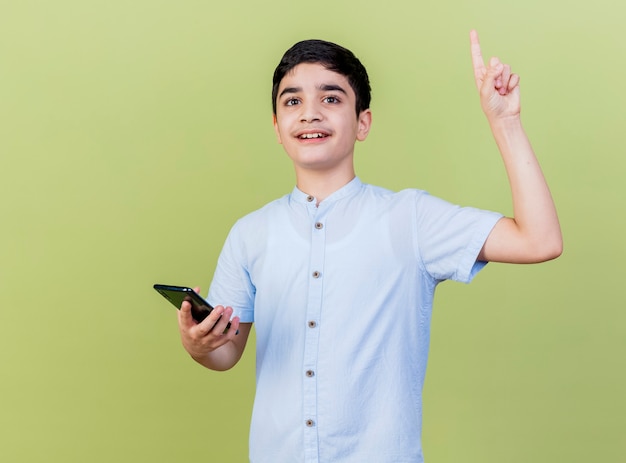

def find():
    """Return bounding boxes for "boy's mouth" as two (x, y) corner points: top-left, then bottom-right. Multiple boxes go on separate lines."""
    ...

(296, 131), (330, 140)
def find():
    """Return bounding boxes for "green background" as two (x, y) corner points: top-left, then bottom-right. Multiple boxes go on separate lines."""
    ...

(1, 0), (624, 461)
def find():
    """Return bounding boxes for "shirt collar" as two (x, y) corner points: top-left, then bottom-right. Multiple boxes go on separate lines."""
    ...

(290, 177), (363, 206)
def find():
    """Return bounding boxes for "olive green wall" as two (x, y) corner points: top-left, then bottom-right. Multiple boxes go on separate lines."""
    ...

(1, 1), (624, 461)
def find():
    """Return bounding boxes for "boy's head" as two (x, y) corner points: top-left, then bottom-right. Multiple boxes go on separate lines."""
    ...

(272, 39), (371, 117)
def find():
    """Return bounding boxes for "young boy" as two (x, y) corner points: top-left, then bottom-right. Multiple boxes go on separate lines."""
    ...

(177, 31), (562, 462)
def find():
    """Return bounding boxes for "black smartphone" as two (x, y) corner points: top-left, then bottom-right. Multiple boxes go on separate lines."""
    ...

(153, 284), (233, 332)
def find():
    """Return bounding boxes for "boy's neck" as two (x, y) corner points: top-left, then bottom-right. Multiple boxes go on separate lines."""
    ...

(295, 167), (356, 206)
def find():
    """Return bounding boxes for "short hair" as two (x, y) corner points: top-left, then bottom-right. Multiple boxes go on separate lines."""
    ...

(271, 39), (371, 116)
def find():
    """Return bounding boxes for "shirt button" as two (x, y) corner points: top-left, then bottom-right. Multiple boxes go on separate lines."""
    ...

(305, 419), (315, 427)
(315, 222), (323, 230)
(308, 320), (317, 328)
(306, 195), (314, 202)
(305, 370), (315, 377)
(312, 271), (321, 279)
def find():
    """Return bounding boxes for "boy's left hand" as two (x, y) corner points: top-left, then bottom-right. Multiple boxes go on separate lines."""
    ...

(470, 29), (520, 121)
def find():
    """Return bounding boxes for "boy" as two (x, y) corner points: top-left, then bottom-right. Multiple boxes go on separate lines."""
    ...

(177, 31), (562, 462)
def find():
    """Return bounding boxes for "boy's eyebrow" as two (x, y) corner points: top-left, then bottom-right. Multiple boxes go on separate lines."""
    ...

(319, 84), (347, 94)
(278, 83), (348, 99)
(278, 86), (301, 98)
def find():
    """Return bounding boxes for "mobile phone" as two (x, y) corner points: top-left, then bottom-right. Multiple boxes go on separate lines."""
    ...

(153, 284), (234, 332)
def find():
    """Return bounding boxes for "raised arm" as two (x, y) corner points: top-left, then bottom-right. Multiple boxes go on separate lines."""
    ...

(470, 30), (562, 263)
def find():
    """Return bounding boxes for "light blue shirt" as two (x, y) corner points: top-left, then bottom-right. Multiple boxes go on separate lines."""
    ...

(207, 177), (502, 463)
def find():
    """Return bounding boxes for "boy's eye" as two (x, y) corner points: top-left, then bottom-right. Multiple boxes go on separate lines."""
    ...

(323, 96), (339, 104)
(285, 98), (300, 106)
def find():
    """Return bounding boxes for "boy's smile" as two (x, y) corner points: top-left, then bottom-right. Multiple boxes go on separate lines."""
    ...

(273, 63), (371, 176)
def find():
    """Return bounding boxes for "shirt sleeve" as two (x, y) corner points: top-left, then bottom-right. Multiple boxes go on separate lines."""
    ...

(206, 220), (256, 323)
(414, 191), (503, 283)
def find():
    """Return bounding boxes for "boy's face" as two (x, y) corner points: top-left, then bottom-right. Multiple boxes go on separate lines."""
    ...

(273, 63), (371, 174)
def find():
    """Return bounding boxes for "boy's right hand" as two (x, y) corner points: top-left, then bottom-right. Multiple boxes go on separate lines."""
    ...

(177, 287), (241, 361)
(470, 29), (521, 123)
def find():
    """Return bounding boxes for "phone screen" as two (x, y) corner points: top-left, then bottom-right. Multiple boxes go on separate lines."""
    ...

(153, 284), (213, 322)
(153, 284), (235, 333)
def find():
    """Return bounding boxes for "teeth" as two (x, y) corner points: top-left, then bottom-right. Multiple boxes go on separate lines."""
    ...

(300, 133), (326, 139)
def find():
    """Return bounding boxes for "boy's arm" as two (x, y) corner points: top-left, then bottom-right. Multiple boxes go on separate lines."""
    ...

(470, 30), (562, 264)
(177, 288), (252, 371)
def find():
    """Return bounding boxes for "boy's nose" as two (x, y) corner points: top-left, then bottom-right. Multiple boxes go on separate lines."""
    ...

(299, 103), (323, 123)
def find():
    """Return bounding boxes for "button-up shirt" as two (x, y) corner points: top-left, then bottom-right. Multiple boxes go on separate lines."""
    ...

(207, 177), (502, 463)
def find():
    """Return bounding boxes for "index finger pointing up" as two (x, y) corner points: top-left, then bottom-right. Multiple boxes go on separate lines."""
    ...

(470, 29), (486, 89)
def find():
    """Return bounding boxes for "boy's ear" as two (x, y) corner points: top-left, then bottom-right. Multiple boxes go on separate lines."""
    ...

(273, 114), (283, 144)
(356, 109), (372, 142)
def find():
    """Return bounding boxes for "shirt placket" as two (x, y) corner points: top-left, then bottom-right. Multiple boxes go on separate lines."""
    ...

(303, 196), (327, 463)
